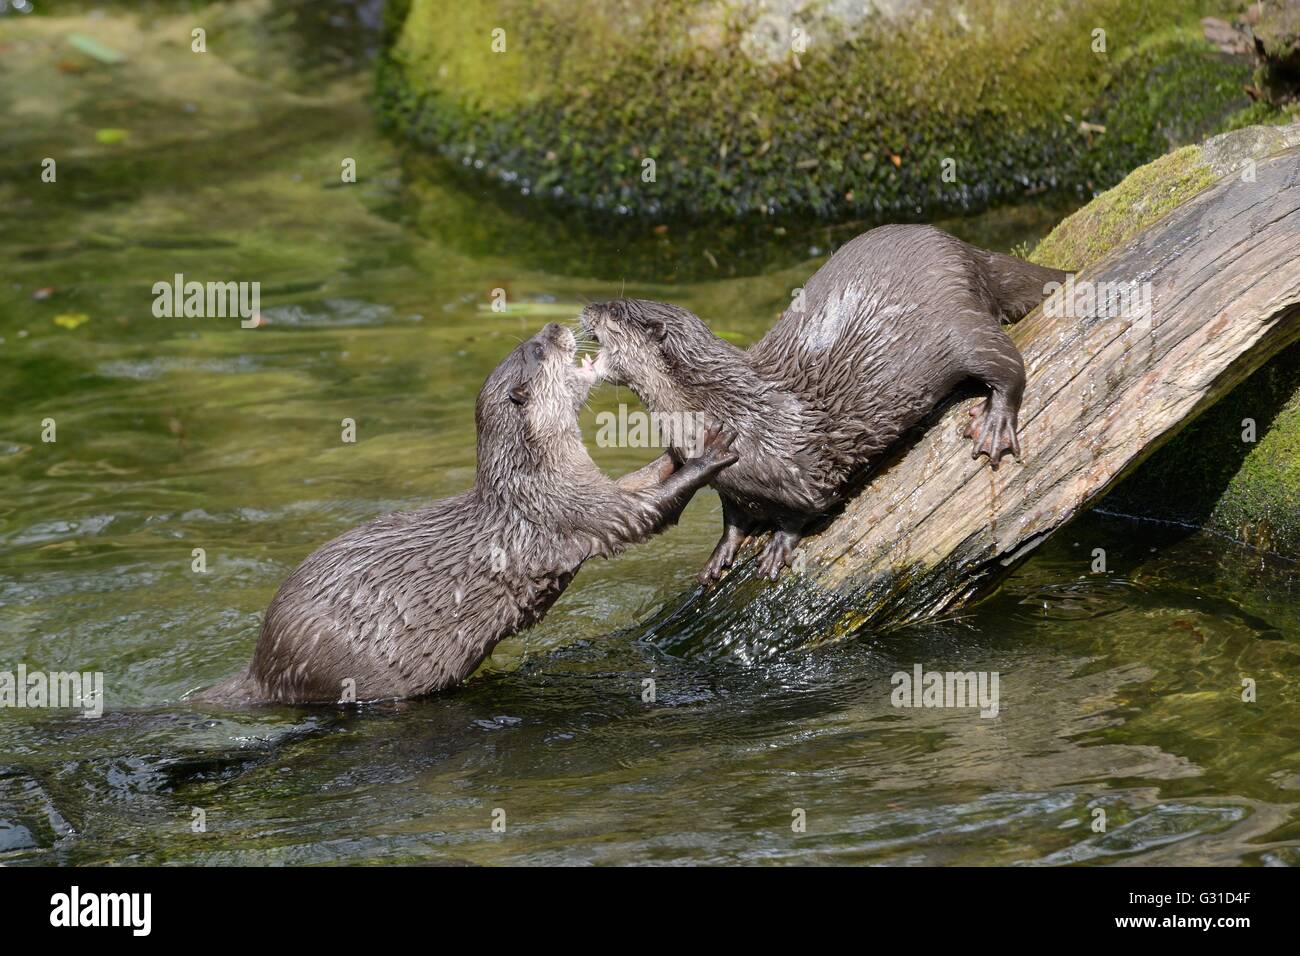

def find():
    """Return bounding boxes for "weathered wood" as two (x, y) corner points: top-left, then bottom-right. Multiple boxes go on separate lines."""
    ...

(644, 147), (1300, 660)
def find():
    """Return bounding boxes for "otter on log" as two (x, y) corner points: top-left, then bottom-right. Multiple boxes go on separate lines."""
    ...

(582, 224), (1069, 583)
(196, 323), (738, 705)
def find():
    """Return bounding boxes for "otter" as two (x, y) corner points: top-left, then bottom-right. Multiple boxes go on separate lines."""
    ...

(196, 323), (737, 705)
(582, 224), (1069, 583)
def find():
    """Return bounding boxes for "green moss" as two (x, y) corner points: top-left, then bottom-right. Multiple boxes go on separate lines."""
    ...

(378, 0), (1249, 222)
(1029, 145), (1215, 269)
(1218, 398), (1300, 551)
(1219, 100), (1299, 132)
(1030, 120), (1300, 269)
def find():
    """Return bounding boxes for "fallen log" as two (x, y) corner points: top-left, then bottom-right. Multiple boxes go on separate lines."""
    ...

(644, 146), (1300, 660)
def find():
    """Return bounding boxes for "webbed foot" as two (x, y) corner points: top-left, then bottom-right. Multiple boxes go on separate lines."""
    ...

(755, 530), (802, 582)
(964, 397), (1021, 469)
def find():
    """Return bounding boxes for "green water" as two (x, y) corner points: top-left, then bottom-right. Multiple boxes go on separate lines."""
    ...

(2, 1), (1299, 866)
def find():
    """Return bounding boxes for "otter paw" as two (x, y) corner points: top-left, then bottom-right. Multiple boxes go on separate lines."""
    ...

(698, 556), (730, 585)
(699, 525), (753, 585)
(964, 400), (1021, 469)
(693, 425), (740, 474)
(755, 532), (800, 582)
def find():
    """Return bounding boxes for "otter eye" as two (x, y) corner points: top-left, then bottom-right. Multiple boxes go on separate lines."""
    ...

(532, 344), (545, 361)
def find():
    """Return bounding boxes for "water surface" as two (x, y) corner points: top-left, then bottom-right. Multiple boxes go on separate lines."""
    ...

(2, 1), (1298, 866)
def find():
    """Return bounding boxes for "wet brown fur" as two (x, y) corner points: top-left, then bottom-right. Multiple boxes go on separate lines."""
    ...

(583, 224), (1068, 581)
(195, 323), (736, 705)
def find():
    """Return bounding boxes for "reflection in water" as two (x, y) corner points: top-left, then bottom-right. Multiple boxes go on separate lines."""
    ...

(1, 1), (1298, 866)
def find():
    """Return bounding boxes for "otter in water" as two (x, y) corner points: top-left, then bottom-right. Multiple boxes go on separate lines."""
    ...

(196, 323), (737, 705)
(582, 224), (1068, 583)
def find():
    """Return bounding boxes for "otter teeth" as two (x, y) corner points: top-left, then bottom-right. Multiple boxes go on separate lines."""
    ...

(573, 354), (600, 384)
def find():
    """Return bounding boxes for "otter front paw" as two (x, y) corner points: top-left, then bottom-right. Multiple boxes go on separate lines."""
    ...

(964, 399), (1021, 469)
(688, 425), (740, 478)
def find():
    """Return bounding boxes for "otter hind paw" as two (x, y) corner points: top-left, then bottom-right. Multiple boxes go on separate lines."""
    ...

(755, 531), (801, 582)
(699, 550), (733, 585)
(964, 399), (1021, 469)
(699, 526), (750, 585)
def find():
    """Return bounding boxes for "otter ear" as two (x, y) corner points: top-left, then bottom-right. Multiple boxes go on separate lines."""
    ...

(509, 383), (529, 406)
(645, 317), (668, 342)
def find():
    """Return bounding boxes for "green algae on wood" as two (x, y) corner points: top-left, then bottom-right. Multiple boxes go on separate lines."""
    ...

(1029, 146), (1216, 270)
(1031, 122), (1300, 270)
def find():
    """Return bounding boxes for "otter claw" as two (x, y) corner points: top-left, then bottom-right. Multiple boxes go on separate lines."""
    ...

(698, 562), (727, 586)
(755, 531), (800, 581)
(692, 425), (740, 473)
(965, 399), (1020, 468)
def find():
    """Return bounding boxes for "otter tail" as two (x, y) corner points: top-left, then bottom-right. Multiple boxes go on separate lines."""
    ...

(188, 668), (262, 706)
(980, 250), (1071, 322)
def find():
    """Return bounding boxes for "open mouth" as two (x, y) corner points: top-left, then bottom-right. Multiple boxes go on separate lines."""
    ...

(574, 353), (599, 384)
(570, 324), (605, 383)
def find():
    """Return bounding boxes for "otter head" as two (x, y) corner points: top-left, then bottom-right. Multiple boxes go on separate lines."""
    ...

(474, 323), (597, 483)
(580, 299), (719, 410)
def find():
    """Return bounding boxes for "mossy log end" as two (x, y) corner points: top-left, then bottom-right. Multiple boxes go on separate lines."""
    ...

(645, 148), (1300, 658)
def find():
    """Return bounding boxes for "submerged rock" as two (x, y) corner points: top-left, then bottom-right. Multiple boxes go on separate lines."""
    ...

(378, 0), (1254, 222)
(1031, 122), (1300, 555)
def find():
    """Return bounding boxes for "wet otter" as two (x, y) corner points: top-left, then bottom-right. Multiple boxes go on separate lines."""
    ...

(583, 224), (1068, 582)
(197, 323), (737, 705)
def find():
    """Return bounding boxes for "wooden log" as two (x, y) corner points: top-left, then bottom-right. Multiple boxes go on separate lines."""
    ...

(643, 147), (1300, 660)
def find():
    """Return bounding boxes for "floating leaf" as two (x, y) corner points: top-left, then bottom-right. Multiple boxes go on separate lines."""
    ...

(95, 128), (128, 145)
(53, 312), (90, 330)
(67, 33), (126, 64)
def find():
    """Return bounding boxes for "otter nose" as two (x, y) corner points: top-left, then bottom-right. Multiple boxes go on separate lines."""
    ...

(581, 303), (615, 331)
(543, 323), (576, 351)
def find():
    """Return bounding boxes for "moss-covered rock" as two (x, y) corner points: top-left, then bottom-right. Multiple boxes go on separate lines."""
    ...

(1253, 0), (1300, 97)
(1030, 123), (1300, 554)
(378, 0), (1253, 222)
(1105, 346), (1300, 555)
